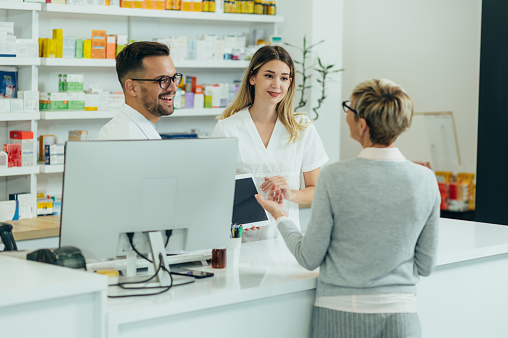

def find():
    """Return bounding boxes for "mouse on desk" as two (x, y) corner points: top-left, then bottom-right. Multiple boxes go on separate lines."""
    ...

(27, 246), (87, 270)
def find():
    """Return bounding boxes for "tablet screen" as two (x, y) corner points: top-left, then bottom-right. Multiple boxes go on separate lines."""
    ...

(232, 176), (270, 227)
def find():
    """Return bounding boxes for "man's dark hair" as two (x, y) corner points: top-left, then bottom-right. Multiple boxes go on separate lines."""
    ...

(115, 41), (170, 90)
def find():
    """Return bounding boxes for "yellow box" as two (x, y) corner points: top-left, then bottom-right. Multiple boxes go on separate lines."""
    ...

(52, 28), (63, 41)
(47, 39), (57, 58)
(84, 39), (92, 59)
(192, 0), (202, 11)
(39, 38), (47, 58)
(182, 0), (191, 11)
(56, 40), (63, 58)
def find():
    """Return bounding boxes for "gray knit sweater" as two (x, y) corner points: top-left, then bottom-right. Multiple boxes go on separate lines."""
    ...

(278, 158), (440, 297)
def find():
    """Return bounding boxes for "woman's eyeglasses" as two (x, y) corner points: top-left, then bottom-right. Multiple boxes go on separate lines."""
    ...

(342, 100), (359, 115)
(131, 73), (183, 90)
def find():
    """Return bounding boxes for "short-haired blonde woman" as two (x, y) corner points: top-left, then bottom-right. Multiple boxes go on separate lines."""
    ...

(256, 79), (440, 337)
(212, 45), (328, 242)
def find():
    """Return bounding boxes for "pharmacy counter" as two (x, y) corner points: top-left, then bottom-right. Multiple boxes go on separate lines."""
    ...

(107, 239), (318, 338)
(107, 218), (508, 338)
(2, 217), (508, 338)
(0, 255), (107, 338)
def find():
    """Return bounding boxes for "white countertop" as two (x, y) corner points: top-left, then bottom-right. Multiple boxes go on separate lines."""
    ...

(107, 238), (318, 325)
(107, 217), (508, 325)
(437, 218), (508, 265)
(0, 255), (108, 308)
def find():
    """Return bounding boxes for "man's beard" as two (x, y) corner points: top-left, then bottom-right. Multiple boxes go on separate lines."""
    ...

(141, 85), (174, 117)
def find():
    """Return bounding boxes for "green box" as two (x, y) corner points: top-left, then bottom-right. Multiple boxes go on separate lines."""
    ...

(75, 39), (84, 58)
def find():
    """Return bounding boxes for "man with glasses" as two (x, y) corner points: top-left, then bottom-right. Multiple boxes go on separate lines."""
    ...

(96, 41), (183, 140)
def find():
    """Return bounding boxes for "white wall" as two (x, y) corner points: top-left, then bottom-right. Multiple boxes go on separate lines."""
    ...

(341, 0), (481, 174)
(279, 0), (344, 163)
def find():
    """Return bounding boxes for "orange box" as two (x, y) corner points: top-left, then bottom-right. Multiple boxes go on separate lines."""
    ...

(106, 35), (117, 59)
(10, 131), (34, 139)
(91, 30), (107, 59)
(195, 84), (203, 94)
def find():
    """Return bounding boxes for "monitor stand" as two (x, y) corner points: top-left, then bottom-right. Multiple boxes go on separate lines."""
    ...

(121, 231), (194, 288)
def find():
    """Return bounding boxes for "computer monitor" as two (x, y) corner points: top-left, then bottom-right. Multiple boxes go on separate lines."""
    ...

(59, 138), (237, 286)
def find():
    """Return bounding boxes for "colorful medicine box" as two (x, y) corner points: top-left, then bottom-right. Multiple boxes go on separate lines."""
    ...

(3, 143), (21, 167)
(91, 30), (107, 59)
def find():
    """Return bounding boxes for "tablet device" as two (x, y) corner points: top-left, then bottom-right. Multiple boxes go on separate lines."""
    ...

(232, 174), (271, 228)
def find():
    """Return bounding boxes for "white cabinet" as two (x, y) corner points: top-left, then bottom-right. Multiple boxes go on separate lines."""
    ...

(0, 2), (282, 215)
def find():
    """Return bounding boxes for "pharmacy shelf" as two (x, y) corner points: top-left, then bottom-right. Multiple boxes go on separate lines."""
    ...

(0, 166), (40, 177)
(0, 1), (41, 11)
(40, 109), (219, 119)
(40, 110), (120, 120)
(171, 108), (222, 117)
(178, 60), (250, 68)
(0, 57), (40, 66)
(40, 58), (249, 69)
(40, 58), (114, 67)
(42, 4), (283, 23)
(0, 112), (40, 121)
(39, 164), (63, 174)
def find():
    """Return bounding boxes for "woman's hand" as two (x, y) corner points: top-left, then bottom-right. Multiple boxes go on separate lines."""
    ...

(255, 185), (288, 220)
(260, 176), (294, 202)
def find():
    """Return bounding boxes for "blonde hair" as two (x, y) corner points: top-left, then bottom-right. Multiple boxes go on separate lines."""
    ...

(220, 45), (308, 143)
(351, 79), (414, 146)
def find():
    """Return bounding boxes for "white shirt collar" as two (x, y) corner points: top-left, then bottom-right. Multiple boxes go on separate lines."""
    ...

(121, 103), (161, 139)
(358, 147), (407, 162)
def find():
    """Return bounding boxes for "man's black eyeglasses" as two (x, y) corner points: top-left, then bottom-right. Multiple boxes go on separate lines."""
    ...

(131, 73), (183, 90)
(342, 100), (359, 115)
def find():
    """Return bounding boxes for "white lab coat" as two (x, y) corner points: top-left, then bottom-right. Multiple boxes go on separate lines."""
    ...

(212, 107), (329, 242)
(96, 103), (162, 140)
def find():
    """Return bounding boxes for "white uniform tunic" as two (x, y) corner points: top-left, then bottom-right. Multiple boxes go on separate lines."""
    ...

(212, 107), (329, 241)
(96, 103), (162, 140)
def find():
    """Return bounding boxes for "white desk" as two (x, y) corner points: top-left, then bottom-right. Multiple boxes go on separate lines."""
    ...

(107, 239), (318, 338)
(107, 218), (508, 338)
(0, 255), (108, 338)
(3, 218), (508, 338)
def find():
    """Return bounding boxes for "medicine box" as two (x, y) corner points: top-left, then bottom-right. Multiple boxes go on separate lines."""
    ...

(4, 143), (21, 167)
(18, 91), (39, 112)
(91, 30), (106, 59)
(59, 74), (84, 92)
(0, 35), (16, 57)
(37, 198), (53, 216)
(39, 92), (50, 110)
(69, 130), (91, 141)
(10, 130), (34, 167)
(0, 151), (7, 168)
(75, 39), (84, 58)
(45, 154), (64, 165)
(9, 99), (24, 113)
(0, 99), (9, 112)
(106, 35), (117, 59)
(49, 92), (69, 110)
(39, 135), (55, 161)
(68, 92), (86, 110)
(0, 200), (17, 221)
(44, 144), (65, 157)
(9, 192), (34, 220)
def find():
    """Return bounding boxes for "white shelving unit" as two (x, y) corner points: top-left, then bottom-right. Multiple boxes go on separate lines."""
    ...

(1, 2), (282, 217)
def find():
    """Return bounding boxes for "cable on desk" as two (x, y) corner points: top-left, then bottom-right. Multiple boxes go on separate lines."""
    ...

(126, 231), (174, 264)
(107, 253), (173, 298)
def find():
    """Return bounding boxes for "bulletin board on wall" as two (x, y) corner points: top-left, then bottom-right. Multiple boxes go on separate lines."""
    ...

(397, 111), (461, 172)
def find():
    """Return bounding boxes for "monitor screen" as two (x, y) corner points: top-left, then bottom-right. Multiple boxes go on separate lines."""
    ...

(232, 174), (271, 228)
(59, 138), (237, 263)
